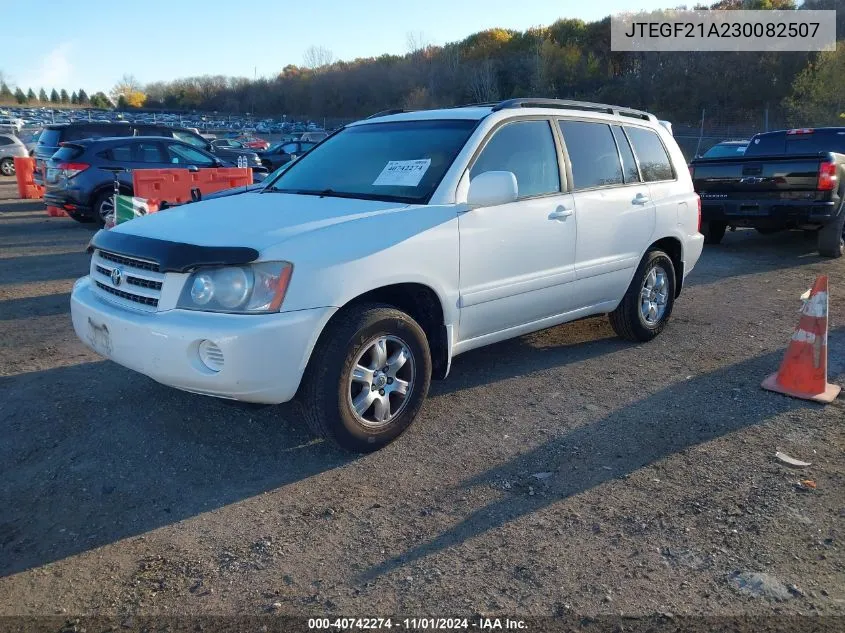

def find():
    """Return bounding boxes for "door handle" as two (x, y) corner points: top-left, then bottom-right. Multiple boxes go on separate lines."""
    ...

(548, 206), (574, 221)
(632, 192), (650, 205)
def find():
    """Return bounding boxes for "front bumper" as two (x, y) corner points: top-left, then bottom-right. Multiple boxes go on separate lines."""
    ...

(70, 276), (336, 403)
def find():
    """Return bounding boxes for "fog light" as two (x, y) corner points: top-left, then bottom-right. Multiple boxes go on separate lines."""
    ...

(198, 340), (224, 372)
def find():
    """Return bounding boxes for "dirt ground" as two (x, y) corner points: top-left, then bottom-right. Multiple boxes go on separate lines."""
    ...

(0, 176), (843, 628)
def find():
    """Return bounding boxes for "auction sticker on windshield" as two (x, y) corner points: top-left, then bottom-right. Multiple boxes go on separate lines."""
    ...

(372, 159), (431, 187)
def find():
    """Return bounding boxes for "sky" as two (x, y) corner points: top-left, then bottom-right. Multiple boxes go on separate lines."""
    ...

(2, 0), (671, 95)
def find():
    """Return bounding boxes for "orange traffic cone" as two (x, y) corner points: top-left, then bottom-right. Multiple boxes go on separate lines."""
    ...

(762, 275), (841, 403)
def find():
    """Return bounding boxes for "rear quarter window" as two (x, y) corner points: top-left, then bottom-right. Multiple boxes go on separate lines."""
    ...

(52, 146), (84, 161)
(38, 129), (61, 147)
(625, 126), (674, 182)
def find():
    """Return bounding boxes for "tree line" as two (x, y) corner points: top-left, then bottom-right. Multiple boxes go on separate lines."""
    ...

(0, 82), (111, 109)
(3, 0), (844, 128)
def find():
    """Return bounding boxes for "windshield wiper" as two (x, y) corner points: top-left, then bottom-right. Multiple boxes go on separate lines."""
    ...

(267, 187), (418, 204)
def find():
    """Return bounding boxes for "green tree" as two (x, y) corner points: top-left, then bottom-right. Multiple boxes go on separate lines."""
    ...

(78, 89), (89, 105)
(50, 89), (59, 103)
(785, 42), (845, 125)
(71, 91), (79, 104)
(0, 82), (12, 100)
(27, 88), (36, 101)
(89, 91), (112, 108)
(14, 87), (27, 104)
(60, 89), (69, 104)
(39, 88), (48, 102)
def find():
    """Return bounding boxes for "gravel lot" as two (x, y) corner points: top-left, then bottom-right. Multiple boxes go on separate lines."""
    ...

(0, 177), (843, 625)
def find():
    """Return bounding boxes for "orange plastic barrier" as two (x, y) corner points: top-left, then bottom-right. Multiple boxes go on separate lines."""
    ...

(761, 275), (841, 403)
(132, 167), (252, 211)
(14, 157), (44, 199)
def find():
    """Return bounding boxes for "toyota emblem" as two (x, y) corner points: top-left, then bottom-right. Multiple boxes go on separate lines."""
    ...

(111, 267), (123, 287)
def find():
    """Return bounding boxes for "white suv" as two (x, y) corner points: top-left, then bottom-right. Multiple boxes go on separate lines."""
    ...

(70, 99), (704, 451)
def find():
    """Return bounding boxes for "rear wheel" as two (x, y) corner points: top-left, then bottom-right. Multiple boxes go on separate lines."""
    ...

(0, 158), (14, 177)
(701, 220), (727, 244)
(818, 212), (845, 258)
(92, 190), (118, 228)
(609, 250), (676, 342)
(298, 303), (432, 452)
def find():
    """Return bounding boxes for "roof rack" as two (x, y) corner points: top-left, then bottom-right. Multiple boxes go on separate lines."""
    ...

(491, 98), (655, 122)
(365, 108), (406, 119)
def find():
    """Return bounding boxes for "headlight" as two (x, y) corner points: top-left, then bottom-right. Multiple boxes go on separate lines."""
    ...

(177, 262), (293, 313)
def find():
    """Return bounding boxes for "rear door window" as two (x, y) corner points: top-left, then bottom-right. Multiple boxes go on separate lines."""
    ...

(558, 120), (623, 189)
(52, 145), (84, 161)
(133, 141), (166, 163)
(624, 126), (674, 182)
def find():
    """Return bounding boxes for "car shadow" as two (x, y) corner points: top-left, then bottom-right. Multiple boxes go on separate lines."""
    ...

(359, 328), (845, 581)
(0, 252), (90, 286)
(0, 361), (354, 577)
(0, 293), (71, 320)
(687, 228), (829, 288)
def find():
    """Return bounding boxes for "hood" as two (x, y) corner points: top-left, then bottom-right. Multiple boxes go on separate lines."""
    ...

(113, 192), (411, 250)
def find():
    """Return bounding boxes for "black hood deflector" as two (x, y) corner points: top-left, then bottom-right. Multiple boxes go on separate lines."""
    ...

(88, 230), (260, 273)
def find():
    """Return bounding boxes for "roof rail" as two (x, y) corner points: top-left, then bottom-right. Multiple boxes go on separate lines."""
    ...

(365, 108), (406, 119)
(491, 98), (655, 122)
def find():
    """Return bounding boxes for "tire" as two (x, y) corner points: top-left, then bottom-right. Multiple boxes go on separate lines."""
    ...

(817, 211), (845, 258)
(92, 190), (119, 228)
(609, 250), (676, 342)
(701, 220), (727, 244)
(0, 158), (14, 177)
(297, 303), (432, 452)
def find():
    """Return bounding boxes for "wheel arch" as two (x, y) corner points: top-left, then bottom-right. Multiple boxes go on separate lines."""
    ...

(314, 282), (452, 380)
(647, 235), (684, 297)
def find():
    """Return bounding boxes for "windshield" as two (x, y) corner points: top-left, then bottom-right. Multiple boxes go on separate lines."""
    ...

(703, 143), (747, 158)
(266, 119), (478, 203)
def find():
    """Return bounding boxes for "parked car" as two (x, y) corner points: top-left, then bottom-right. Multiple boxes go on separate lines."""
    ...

(698, 140), (749, 159)
(257, 140), (317, 170)
(0, 134), (29, 176)
(236, 135), (270, 150)
(690, 127), (845, 256)
(34, 122), (263, 185)
(70, 98), (703, 452)
(43, 136), (259, 226)
(299, 131), (328, 143)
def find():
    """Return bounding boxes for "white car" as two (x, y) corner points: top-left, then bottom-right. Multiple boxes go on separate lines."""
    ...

(70, 99), (704, 452)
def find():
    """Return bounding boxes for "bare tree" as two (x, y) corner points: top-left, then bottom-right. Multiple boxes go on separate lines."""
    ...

(468, 59), (499, 103)
(406, 31), (430, 55)
(303, 46), (335, 72)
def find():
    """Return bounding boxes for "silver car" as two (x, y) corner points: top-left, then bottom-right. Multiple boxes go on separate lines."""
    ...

(0, 134), (28, 176)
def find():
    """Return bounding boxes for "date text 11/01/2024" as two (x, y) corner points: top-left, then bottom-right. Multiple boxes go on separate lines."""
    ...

(307, 618), (528, 630)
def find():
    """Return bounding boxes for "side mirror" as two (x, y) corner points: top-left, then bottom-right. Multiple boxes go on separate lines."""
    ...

(467, 171), (518, 207)
(187, 165), (200, 173)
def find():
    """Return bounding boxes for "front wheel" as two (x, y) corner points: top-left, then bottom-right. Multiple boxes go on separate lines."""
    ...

(297, 303), (432, 452)
(609, 250), (676, 342)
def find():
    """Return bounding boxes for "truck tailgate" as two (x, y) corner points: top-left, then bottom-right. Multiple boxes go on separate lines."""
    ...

(692, 154), (823, 194)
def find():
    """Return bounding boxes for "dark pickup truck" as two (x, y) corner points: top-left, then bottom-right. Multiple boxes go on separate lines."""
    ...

(690, 127), (845, 258)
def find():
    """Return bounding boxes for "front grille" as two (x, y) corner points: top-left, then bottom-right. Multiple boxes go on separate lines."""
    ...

(95, 281), (159, 307)
(91, 249), (165, 311)
(98, 250), (160, 272)
(95, 265), (163, 291)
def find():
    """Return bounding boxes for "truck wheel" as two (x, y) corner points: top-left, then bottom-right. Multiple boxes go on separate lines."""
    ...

(609, 250), (676, 342)
(298, 303), (432, 452)
(0, 158), (14, 176)
(701, 220), (727, 244)
(817, 212), (845, 258)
